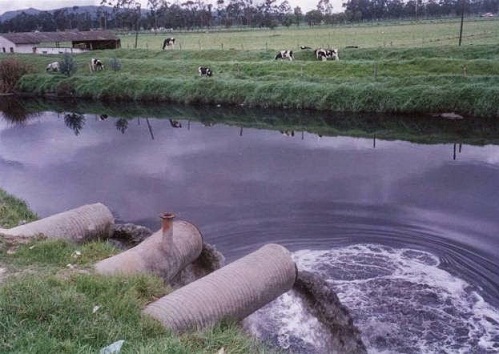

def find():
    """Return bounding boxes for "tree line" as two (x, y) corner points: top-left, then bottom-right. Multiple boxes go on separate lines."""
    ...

(0, 0), (497, 33)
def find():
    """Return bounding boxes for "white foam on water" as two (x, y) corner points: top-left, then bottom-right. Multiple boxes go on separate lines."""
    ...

(292, 244), (499, 354)
(244, 290), (331, 354)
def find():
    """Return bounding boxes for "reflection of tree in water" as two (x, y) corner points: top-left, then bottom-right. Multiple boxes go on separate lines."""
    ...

(116, 118), (128, 134)
(0, 97), (40, 124)
(64, 112), (85, 135)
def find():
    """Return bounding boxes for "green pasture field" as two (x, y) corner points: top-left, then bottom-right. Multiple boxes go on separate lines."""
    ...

(119, 17), (499, 51)
(8, 18), (499, 118)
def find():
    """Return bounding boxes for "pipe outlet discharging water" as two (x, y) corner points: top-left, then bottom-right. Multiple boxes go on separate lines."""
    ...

(0, 203), (114, 242)
(143, 243), (297, 333)
(95, 213), (203, 282)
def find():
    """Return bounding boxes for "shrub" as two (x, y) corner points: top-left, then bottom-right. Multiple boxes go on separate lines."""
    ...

(0, 58), (34, 93)
(109, 57), (122, 71)
(59, 53), (77, 77)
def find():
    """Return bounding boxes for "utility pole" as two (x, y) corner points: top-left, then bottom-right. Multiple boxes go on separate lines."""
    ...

(134, 3), (141, 49)
(458, 0), (465, 46)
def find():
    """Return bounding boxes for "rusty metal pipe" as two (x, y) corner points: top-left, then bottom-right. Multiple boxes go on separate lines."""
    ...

(0, 203), (114, 242)
(94, 213), (203, 282)
(143, 243), (297, 333)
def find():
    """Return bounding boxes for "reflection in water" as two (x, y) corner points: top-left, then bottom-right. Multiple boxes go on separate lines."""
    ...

(0, 96), (41, 123)
(280, 130), (295, 137)
(169, 119), (182, 128)
(453, 142), (463, 160)
(2, 96), (499, 145)
(115, 118), (128, 134)
(63, 112), (85, 136)
(145, 118), (154, 140)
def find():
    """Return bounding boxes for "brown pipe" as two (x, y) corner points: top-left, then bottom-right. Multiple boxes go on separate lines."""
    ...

(0, 203), (114, 242)
(143, 243), (297, 333)
(94, 213), (203, 282)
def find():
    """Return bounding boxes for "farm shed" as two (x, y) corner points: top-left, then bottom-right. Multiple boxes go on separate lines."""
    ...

(0, 30), (120, 54)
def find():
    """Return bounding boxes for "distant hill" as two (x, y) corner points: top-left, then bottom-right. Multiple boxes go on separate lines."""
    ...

(0, 8), (41, 22)
(0, 6), (115, 23)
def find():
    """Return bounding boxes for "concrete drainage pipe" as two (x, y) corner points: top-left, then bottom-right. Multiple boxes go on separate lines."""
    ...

(143, 243), (297, 333)
(95, 213), (203, 282)
(0, 203), (114, 242)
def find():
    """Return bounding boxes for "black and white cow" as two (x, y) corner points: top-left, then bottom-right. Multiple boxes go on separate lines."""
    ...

(46, 61), (60, 72)
(90, 58), (104, 72)
(315, 48), (339, 61)
(275, 50), (294, 61)
(162, 37), (175, 50)
(198, 66), (213, 77)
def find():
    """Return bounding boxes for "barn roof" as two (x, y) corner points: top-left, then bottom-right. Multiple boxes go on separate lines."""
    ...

(0, 30), (119, 45)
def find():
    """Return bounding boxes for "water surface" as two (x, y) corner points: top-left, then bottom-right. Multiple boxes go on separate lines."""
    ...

(1, 105), (498, 353)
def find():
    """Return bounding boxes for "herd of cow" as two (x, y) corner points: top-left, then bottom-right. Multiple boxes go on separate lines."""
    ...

(46, 58), (104, 73)
(275, 47), (339, 61)
(46, 37), (339, 79)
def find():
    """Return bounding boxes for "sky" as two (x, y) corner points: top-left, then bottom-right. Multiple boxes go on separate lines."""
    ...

(0, 0), (345, 16)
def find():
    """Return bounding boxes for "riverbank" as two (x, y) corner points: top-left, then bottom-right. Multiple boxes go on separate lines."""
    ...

(11, 45), (499, 118)
(0, 190), (270, 353)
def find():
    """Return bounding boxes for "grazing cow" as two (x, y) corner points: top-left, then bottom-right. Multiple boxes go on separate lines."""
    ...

(275, 50), (294, 61)
(198, 66), (213, 77)
(46, 61), (60, 72)
(315, 48), (339, 61)
(162, 37), (175, 50)
(90, 58), (104, 72)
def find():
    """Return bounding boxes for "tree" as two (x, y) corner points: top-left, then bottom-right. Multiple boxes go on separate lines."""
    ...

(294, 6), (303, 26)
(305, 9), (322, 26)
(282, 13), (294, 26)
(317, 0), (333, 15)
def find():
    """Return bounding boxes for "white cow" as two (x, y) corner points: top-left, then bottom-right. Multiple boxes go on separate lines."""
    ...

(275, 50), (294, 61)
(46, 61), (60, 72)
(198, 66), (213, 77)
(162, 37), (175, 50)
(315, 48), (339, 61)
(90, 58), (104, 72)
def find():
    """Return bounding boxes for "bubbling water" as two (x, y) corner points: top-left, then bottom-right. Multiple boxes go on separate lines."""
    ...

(246, 244), (499, 354)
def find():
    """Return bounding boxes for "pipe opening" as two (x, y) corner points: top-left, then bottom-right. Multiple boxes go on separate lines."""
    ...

(160, 212), (176, 235)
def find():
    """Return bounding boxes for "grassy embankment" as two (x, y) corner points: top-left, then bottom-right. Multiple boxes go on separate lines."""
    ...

(12, 19), (499, 118)
(0, 190), (273, 353)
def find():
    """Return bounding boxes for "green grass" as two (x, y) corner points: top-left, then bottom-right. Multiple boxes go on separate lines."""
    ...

(119, 18), (499, 50)
(6, 20), (499, 117)
(0, 191), (276, 354)
(0, 190), (38, 229)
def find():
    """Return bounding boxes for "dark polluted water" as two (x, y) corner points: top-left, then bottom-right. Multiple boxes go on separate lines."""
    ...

(1, 103), (499, 353)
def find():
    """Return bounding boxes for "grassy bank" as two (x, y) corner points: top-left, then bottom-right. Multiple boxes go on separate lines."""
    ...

(0, 190), (273, 353)
(3, 19), (498, 118)
(12, 43), (499, 118)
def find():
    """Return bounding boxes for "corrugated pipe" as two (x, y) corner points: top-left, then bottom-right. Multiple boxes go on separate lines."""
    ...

(95, 213), (203, 282)
(0, 203), (114, 242)
(143, 243), (297, 333)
